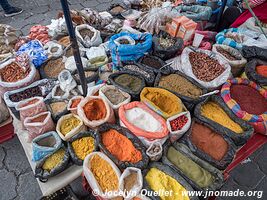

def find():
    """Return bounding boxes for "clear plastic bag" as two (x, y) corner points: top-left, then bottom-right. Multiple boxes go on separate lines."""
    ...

(58, 70), (77, 92)
(44, 41), (64, 58)
(146, 142), (163, 161)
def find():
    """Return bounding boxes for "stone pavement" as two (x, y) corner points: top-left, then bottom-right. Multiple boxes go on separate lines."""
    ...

(0, 0), (121, 199)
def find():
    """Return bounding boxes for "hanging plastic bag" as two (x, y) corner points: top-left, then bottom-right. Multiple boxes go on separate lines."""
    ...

(43, 41), (63, 58)
(85, 46), (108, 67)
(24, 111), (55, 142)
(75, 24), (102, 48)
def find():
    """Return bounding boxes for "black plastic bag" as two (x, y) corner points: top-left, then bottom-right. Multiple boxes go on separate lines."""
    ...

(121, 61), (155, 86)
(71, 68), (99, 85)
(154, 70), (207, 111)
(142, 162), (199, 200)
(245, 59), (267, 86)
(180, 118), (237, 170)
(67, 130), (99, 166)
(194, 95), (254, 146)
(162, 141), (224, 191)
(46, 99), (69, 122)
(96, 123), (149, 170)
(35, 146), (70, 182)
(138, 55), (166, 73)
(242, 46), (267, 61)
(108, 71), (146, 100)
(152, 33), (184, 60)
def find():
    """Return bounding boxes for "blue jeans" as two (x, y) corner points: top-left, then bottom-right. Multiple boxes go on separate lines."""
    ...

(0, 0), (12, 12)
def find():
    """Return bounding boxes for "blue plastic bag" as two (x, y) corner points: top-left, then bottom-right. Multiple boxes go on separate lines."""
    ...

(108, 32), (152, 66)
(17, 40), (48, 68)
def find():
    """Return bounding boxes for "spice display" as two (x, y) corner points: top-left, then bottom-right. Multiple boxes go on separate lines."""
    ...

(60, 116), (81, 135)
(0, 62), (30, 82)
(191, 122), (229, 161)
(159, 37), (174, 48)
(103, 88), (127, 105)
(102, 129), (142, 163)
(256, 65), (267, 78)
(230, 85), (267, 115)
(145, 168), (190, 200)
(30, 113), (48, 123)
(72, 137), (95, 160)
(44, 58), (65, 78)
(42, 148), (65, 171)
(70, 99), (82, 109)
(167, 147), (215, 188)
(90, 154), (119, 192)
(50, 101), (67, 114)
(58, 36), (70, 47)
(141, 56), (163, 69)
(80, 29), (94, 39)
(9, 86), (42, 102)
(189, 52), (225, 82)
(159, 74), (202, 98)
(170, 115), (188, 131)
(216, 47), (239, 61)
(114, 74), (142, 92)
(201, 101), (243, 133)
(123, 171), (138, 192)
(118, 38), (130, 44)
(124, 64), (151, 79)
(84, 99), (107, 121)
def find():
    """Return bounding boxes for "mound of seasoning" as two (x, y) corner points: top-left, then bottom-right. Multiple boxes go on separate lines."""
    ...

(9, 86), (42, 102)
(60, 116), (81, 136)
(159, 74), (202, 99)
(83, 99), (107, 121)
(0, 62), (30, 82)
(118, 38), (130, 44)
(70, 99), (82, 109)
(114, 74), (142, 92)
(102, 129), (142, 163)
(216, 47), (239, 61)
(42, 148), (65, 171)
(191, 122), (229, 161)
(167, 147), (215, 188)
(30, 113), (48, 123)
(256, 65), (267, 78)
(159, 37), (174, 48)
(201, 101), (243, 133)
(20, 98), (39, 108)
(103, 88), (127, 105)
(124, 171), (138, 193)
(230, 85), (267, 115)
(189, 52), (225, 82)
(72, 137), (94, 160)
(170, 115), (188, 131)
(44, 57), (65, 78)
(141, 56), (163, 69)
(90, 154), (119, 192)
(80, 29), (94, 39)
(145, 168), (190, 200)
(50, 101), (67, 115)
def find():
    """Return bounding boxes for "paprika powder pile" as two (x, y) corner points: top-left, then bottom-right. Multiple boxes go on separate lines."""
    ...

(83, 99), (107, 121)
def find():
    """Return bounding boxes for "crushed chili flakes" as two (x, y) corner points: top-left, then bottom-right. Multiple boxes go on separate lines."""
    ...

(0, 62), (30, 82)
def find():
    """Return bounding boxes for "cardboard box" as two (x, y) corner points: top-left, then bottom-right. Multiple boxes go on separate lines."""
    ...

(176, 19), (197, 41)
(166, 23), (177, 37)
(166, 16), (190, 38)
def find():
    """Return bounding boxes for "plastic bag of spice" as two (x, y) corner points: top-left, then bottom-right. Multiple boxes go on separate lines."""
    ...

(118, 101), (169, 147)
(67, 96), (84, 115)
(24, 111), (55, 142)
(77, 96), (115, 128)
(75, 24), (102, 48)
(15, 97), (47, 128)
(140, 87), (187, 119)
(51, 85), (70, 100)
(152, 33), (184, 61)
(67, 130), (98, 165)
(71, 68), (99, 85)
(162, 142), (224, 191)
(0, 58), (38, 97)
(212, 44), (247, 77)
(35, 146), (70, 182)
(32, 131), (62, 162)
(242, 45), (267, 61)
(138, 55), (166, 73)
(245, 59), (267, 87)
(44, 41), (64, 58)
(143, 162), (198, 200)
(99, 85), (131, 114)
(194, 95), (254, 146)
(96, 123), (149, 170)
(180, 118), (236, 170)
(56, 113), (86, 141)
(58, 70), (77, 92)
(85, 46), (108, 67)
(83, 152), (121, 199)
(119, 167), (143, 199)
(39, 56), (66, 79)
(146, 142), (163, 162)
(181, 47), (232, 89)
(46, 99), (69, 122)
(108, 71), (146, 100)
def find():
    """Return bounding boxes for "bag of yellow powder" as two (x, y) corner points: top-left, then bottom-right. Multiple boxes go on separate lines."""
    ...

(162, 141), (224, 191)
(143, 162), (197, 200)
(194, 95), (254, 146)
(35, 146), (70, 182)
(140, 87), (186, 119)
(67, 130), (98, 165)
(83, 152), (121, 199)
(56, 113), (86, 141)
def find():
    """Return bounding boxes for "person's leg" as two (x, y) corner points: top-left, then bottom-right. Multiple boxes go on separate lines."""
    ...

(0, 0), (23, 17)
(218, 6), (242, 31)
(0, 0), (12, 12)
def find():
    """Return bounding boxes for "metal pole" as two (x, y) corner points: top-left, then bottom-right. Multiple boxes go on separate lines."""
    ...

(60, 0), (87, 96)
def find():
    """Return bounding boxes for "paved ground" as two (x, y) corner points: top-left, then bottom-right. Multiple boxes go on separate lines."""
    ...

(0, 0), (120, 199)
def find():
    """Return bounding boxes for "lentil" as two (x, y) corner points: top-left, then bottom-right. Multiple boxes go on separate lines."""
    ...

(0, 62), (30, 82)
(84, 99), (107, 121)
(42, 148), (65, 172)
(103, 88), (127, 105)
(60, 116), (81, 135)
(114, 74), (142, 92)
(216, 47), (239, 61)
(124, 171), (138, 193)
(50, 101), (67, 114)
(72, 136), (95, 160)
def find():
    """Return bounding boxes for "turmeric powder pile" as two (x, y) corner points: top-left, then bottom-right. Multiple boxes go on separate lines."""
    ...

(201, 102), (243, 134)
(42, 148), (65, 171)
(90, 154), (119, 192)
(60, 116), (81, 135)
(72, 137), (95, 160)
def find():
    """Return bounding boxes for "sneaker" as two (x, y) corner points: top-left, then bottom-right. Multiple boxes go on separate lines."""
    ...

(4, 7), (23, 17)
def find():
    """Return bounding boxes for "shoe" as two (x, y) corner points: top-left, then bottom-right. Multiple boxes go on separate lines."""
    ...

(4, 7), (23, 17)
